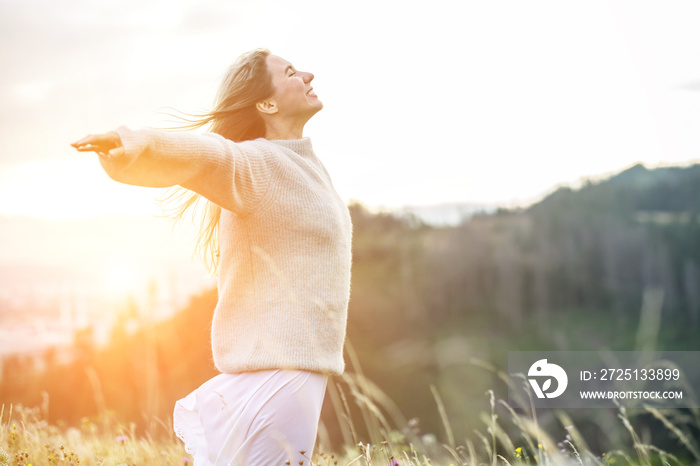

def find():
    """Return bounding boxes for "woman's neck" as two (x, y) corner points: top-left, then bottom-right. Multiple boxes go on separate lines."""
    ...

(264, 119), (306, 140)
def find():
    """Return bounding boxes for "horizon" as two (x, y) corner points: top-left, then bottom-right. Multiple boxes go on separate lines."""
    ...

(0, 156), (692, 221)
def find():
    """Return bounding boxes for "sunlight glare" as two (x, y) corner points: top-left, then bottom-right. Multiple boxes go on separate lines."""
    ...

(102, 257), (145, 297)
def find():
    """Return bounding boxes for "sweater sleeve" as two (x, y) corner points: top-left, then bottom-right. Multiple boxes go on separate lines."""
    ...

(98, 126), (279, 215)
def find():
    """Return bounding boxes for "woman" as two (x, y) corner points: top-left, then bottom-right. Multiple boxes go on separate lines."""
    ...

(72, 49), (352, 465)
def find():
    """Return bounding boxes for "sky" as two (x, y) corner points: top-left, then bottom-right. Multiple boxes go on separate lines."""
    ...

(2, 0), (700, 218)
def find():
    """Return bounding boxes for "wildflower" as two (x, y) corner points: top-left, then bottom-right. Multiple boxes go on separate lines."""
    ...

(183, 458), (192, 464)
(538, 443), (543, 449)
(560, 449), (567, 453)
(115, 435), (128, 444)
(405, 417), (420, 436)
(390, 459), (401, 466)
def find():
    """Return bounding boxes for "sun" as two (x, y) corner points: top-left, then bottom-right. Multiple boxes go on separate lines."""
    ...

(102, 257), (145, 297)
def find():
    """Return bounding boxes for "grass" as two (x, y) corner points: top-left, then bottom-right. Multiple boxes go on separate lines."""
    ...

(2, 369), (699, 466)
(0, 404), (187, 465)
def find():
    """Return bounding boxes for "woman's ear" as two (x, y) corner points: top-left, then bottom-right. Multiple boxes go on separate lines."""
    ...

(256, 99), (278, 115)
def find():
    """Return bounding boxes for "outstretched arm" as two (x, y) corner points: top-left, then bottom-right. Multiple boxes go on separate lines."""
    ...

(72, 128), (212, 188)
(71, 127), (278, 215)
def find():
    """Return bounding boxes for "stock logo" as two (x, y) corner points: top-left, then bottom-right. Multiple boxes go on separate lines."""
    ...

(528, 359), (568, 398)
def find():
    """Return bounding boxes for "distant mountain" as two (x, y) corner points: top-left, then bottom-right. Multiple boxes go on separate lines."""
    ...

(531, 162), (700, 216)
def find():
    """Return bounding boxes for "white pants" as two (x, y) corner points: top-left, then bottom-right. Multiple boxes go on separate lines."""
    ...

(174, 370), (328, 466)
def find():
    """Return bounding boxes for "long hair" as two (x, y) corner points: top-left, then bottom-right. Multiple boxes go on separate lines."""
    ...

(161, 49), (275, 273)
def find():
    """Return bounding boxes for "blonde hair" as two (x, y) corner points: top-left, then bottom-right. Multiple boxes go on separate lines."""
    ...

(161, 49), (275, 273)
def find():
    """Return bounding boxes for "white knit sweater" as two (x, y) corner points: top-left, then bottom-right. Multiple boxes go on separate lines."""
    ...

(101, 127), (352, 375)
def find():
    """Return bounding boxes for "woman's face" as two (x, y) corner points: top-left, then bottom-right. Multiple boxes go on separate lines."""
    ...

(265, 54), (323, 121)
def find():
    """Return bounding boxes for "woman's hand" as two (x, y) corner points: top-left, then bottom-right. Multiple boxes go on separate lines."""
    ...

(71, 131), (124, 158)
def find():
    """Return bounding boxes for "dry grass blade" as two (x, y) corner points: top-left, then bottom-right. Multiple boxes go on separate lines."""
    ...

(497, 454), (513, 465)
(474, 428), (493, 463)
(617, 404), (652, 466)
(430, 385), (455, 449)
(465, 438), (479, 466)
(645, 405), (700, 461)
(480, 411), (515, 461)
(638, 444), (680, 464)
